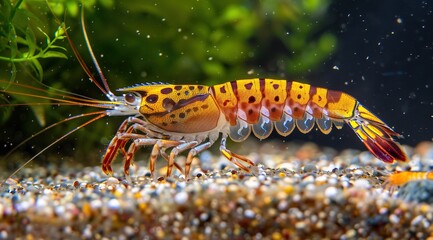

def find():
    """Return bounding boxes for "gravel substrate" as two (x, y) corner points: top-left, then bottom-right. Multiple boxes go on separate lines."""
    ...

(1, 140), (433, 239)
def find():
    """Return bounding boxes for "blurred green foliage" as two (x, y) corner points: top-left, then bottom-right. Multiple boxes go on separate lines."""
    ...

(0, 0), (336, 159)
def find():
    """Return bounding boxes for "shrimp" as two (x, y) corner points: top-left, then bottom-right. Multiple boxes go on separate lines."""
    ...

(1, 9), (408, 181)
(100, 78), (408, 178)
(386, 171), (433, 187)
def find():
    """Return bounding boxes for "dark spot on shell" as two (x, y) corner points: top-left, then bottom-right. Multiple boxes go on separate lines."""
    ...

(318, 96), (322, 101)
(162, 122), (168, 126)
(189, 86), (195, 90)
(193, 107), (199, 112)
(174, 86), (182, 90)
(248, 109), (254, 115)
(223, 100), (230, 106)
(274, 96), (280, 102)
(163, 98), (176, 112)
(299, 85), (303, 89)
(294, 107), (299, 112)
(160, 88), (173, 94)
(297, 94), (301, 99)
(244, 83), (253, 90)
(273, 84), (279, 90)
(186, 109), (192, 113)
(198, 86), (204, 90)
(271, 107), (276, 112)
(170, 113), (175, 118)
(171, 121), (178, 124)
(248, 96), (256, 103)
(184, 91), (190, 95)
(201, 104), (209, 109)
(146, 94), (158, 103)
(220, 86), (226, 93)
(179, 113), (186, 118)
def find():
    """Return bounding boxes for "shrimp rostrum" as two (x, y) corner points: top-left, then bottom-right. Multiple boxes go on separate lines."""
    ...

(101, 78), (408, 177)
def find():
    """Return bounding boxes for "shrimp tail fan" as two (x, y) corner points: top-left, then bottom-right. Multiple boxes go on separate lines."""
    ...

(347, 103), (408, 163)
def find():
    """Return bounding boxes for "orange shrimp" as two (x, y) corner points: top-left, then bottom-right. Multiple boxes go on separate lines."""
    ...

(387, 171), (433, 187)
(1, 9), (409, 180)
(100, 79), (408, 178)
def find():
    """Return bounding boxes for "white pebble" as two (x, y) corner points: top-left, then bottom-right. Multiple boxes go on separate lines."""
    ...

(244, 209), (255, 218)
(306, 183), (316, 192)
(82, 224), (92, 239)
(90, 199), (102, 209)
(55, 205), (66, 216)
(174, 191), (189, 205)
(244, 177), (260, 189)
(325, 186), (340, 200)
(411, 215), (424, 226)
(106, 177), (119, 186)
(35, 197), (48, 209)
(107, 199), (120, 210)
(278, 200), (288, 210)
(0, 230), (8, 239)
(124, 226), (135, 236)
(353, 179), (371, 189)
(353, 169), (364, 176)
(389, 214), (400, 224)
(328, 177), (338, 185)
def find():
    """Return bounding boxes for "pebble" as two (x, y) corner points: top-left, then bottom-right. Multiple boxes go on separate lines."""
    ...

(107, 198), (120, 210)
(303, 164), (318, 173)
(1, 141), (432, 239)
(324, 186), (340, 200)
(244, 209), (255, 218)
(353, 179), (371, 189)
(174, 191), (189, 205)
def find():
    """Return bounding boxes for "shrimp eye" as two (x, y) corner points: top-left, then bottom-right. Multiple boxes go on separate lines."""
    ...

(124, 92), (140, 105)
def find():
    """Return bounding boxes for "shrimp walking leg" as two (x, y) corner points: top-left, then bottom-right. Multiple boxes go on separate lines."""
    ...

(185, 141), (214, 177)
(124, 138), (184, 176)
(167, 141), (200, 176)
(219, 135), (255, 172)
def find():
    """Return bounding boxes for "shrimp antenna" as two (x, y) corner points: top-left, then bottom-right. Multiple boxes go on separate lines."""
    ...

(1, 112), (107, 186)
(48, 2), (113, 99)
(79, 6), (116, 100)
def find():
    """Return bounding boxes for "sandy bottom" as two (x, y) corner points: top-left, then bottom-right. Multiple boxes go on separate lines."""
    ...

(1, 140), (432, 239)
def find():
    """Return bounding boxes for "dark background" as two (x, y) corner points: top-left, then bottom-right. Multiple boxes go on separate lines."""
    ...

(302, 0), (432, 149)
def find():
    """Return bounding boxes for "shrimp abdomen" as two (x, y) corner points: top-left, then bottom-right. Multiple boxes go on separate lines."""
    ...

(210, 78), (408, 163)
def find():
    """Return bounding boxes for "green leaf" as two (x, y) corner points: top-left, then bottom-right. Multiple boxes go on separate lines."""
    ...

(54, 25), (66, 38)
(37, 27), (50, 45)
(30, 58), (43, 81)
(8, 23), (18, 59)
(41, 50), (67, 59)
(25, 27), (36, 57)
